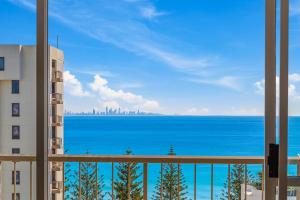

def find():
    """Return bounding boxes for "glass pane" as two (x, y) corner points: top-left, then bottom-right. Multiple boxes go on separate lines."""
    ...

(49, 1), (265, 199)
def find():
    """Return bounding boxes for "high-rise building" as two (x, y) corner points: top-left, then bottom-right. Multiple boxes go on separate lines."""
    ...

(0, 45), (64, 200)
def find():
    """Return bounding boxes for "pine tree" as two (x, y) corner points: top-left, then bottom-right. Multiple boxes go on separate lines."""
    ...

(219, 164), (257, 200)
(73, 162), (105, 200)
(114, 149), (143, 200)
(64, 152), (106, 199)
(64, 162), (77, 200)
(152, 146), (189, 200)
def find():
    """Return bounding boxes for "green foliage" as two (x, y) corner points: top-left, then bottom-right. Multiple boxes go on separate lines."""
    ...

(64, 152), (105, 200)
(152, 146), (190, 200)
(219, 164), (259, 200)
(113, 149), (143, 200)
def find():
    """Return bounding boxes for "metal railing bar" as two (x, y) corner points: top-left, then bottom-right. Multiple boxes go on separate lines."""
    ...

(160, 163), (163, 200)
(127, 163), (131, 200)
(112, 162), (115, 200)
(13, 161), (16, 200)
(194, 164), (197, 200)
(178, 163), (180, 200)
(79, 162), (81, 199)
(244, 164), (247, 200)
(96, 162), (98, 200)
(1, 155), (299, 164)
(48, 155), (266, 164)
(211, 164), (214, 200)
(30, 161), (33, 200)
(262, 164), (264, 200)
(228, 164), (231, 200)
(143, 163), (148, 200)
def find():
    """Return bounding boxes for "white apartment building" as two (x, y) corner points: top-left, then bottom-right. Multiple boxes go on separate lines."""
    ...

(0, 45), (64, 200)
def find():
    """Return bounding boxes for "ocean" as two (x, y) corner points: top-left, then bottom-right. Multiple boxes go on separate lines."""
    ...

(64, 116), (300, 199)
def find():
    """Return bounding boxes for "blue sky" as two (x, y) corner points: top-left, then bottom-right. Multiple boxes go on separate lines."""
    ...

(1, 0), (300, 115)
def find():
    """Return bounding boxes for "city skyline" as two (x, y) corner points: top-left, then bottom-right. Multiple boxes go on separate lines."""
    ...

(1, 0), (300, 115)
(65, 106), (161, 116)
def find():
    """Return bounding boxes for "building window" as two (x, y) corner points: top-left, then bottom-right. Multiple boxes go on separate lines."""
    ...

(12, 126), (20, 140)
(12, 193), (20, 200)
(0, 57), (4, 71)
(52, 83), (56, 93)
(52, 59), (57, 69)
(12, 171), (20, 185)
(52, 127), (56, 138)
(12, 80), (19, 94)
(12, 103), (20, 116)
(12, 148), (20, 154)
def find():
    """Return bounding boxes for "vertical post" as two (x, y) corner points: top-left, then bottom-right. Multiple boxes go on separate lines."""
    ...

(13, 162), (16, 200)
(279, 0), (289, 199)
(143, 163), (148, 200)
(96, 162), (98, 200)
(228, 164), (231, 200)
(79, 162), (81, 199)
(62, 162), (65, 200)
(112, 162), (115, 200)
(194, 164), (197, 200)
(265, 0), (277, 199)
(244, 165), (247, 200)
(36, 0), (49, 199)
(262, 164), (264, 200)
(30, 161), (33, 200)
(160, 163), (163, 200)
(296, 163), (300, 200)
(177, 164), (180, 200)
(127, 163), (131, 200)
(211, 164), (214, 200)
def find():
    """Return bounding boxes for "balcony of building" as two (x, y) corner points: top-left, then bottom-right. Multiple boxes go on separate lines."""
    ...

(51, 93), (63, 105)
(50, 116), (63, 127)
(51, 71), (63, 83)
(0, 155), (300, 200)
(52, 137), (63, 149)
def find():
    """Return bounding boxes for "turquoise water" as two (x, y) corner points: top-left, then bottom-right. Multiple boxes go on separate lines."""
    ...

(64, 116), (300, 199)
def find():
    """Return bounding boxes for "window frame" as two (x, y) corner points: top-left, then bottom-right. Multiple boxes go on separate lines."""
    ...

(12, 126), (20, 140)
(12, 171), (20, 185)
(12, 148), (20, 154)
(11, 80), (20, 94)
(12, 193), (20, 200)
(0, 57), (4, 71)
(12, 103), (20, 117)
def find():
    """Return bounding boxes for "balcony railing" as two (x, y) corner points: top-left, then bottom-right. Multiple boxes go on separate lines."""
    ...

(50, 116), (63, 126)
(52, 137), (63, 149)
(51, 93), (63, 104)
(52, 71), (63, 82)
(0, 155), (299, 200)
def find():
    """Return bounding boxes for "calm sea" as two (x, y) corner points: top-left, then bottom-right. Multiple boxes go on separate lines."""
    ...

(64, 116), (300, 199)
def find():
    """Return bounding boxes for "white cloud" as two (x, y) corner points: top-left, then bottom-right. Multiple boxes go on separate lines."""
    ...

(289, 73), (300, 82)
(118, 82), (144, 89)
(190, 76), (241, 91)
(184, 107), (209, 115)
(140, 6), (166, 20)
(89, 74), (160, 112)
(254, 74), (300, 101)
(9, 0), (216, 77)
(63, 71), (90, 97)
